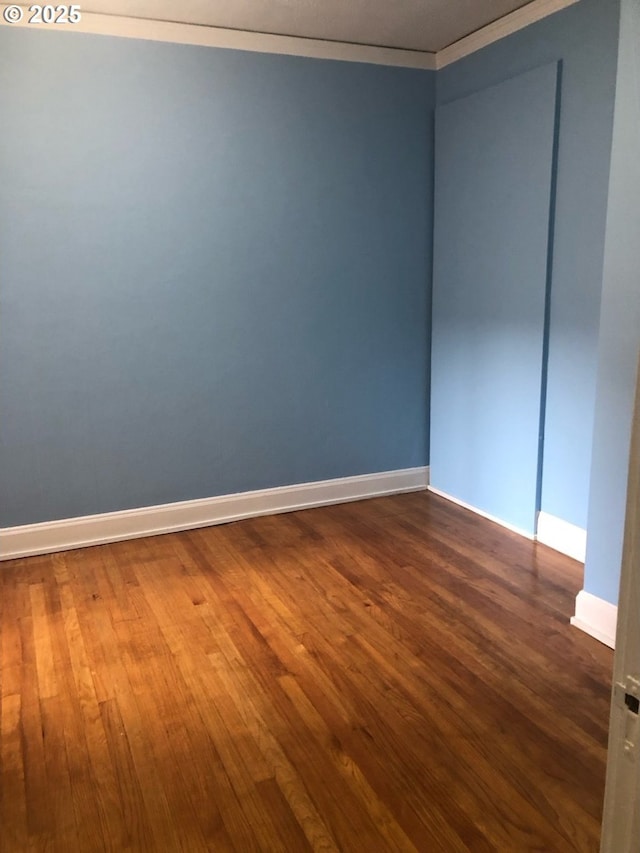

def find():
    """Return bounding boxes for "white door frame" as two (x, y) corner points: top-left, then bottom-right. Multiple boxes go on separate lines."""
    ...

(600, 354), (640, 851)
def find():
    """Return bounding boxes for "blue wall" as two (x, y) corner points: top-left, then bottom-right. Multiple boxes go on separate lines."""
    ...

(431, 63), (559, 535)
(436, 0), (620, 531)
(0, 28), (434, 526)
(0, 4), (630, 610)
(584, 0), (640, 605)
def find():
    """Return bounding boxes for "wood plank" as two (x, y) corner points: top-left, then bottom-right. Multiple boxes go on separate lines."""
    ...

(0, 492), (612, 851)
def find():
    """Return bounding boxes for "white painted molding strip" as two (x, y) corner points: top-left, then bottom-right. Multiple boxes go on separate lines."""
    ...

(428, 491), (588, 561)
(570, 589), (618, 649)
(427, 490), (616, 647)
(536, 511), (587, 562)
(0, 0), (577, 70)
(0, 467), (429, 561)
(0, 6), (436, 69)
(427, 485), (534, 540)
(436, 0), (580, 68)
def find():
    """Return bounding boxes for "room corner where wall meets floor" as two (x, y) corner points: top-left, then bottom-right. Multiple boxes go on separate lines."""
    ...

(427, 490), (616, 647)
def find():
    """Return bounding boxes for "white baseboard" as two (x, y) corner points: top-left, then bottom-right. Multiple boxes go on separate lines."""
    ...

(424, 491), (615, 647)
(536, 511), (587, 562)
(427, 486), (534, 539)
(570, 590), (618, 649)
(427, 491), (589, 563)
(0, 466), (429, 561)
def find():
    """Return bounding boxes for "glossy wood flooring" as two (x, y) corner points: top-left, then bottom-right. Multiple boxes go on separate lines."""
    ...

(0, 491), (613, 852)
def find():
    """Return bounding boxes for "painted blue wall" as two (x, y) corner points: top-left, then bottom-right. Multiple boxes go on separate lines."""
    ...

(584, 0), (640, 606)
(436, 0), (620, 531)
(431, 64), (559, 534)
(0, 28), (434, 526)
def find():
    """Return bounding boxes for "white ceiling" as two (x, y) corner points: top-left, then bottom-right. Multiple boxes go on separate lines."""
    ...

(76, 0), (539, 54)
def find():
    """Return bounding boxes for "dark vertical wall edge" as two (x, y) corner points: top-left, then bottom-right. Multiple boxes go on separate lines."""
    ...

(535, 60), (563, 515)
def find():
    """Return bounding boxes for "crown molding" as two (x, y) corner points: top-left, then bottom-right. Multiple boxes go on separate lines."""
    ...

(436, 0), (580, 69)
(0, 6), (437, 69)
(1, 0), (580, 70)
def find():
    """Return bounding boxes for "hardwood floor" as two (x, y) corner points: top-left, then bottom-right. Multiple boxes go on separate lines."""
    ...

(0, 491), (613, 852)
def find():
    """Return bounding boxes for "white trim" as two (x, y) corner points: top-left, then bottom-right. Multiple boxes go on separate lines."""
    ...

(0, 7), (436, 69)
(0, 467), (429, 561)
(427, 485), (534, 540)
(0, 0), (578, 70)
(436, 0), (580, 69)
(601, 350), (640, 847)
(570, 590), (618, 649)
(427, 490), (592, 563)
(536, 511), (587, 562)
